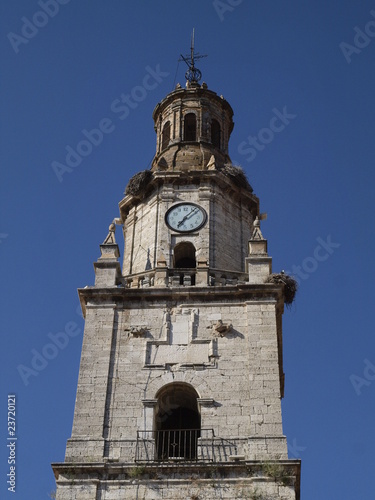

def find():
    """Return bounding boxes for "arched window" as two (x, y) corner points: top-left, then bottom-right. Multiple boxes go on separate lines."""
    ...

(161, 121), (170, 151)
(155, 383), (201, 460)
(173, 242), (196, 268)
(211, 119), (221, 149)
(184, 113), (196, 141)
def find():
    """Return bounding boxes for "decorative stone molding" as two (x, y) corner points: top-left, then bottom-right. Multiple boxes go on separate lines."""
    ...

(197, 398), (215, 408)
(141, 399), (157, 408)
(229, 455), (245, 461)
(126, 326), (148, 337)
(212, 319), (233, 337)
(251, 216), (264, 240)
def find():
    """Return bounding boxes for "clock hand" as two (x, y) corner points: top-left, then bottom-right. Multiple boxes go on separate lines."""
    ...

(177, 208), (198, 227)
(186, 207), (198, 219)
(177, 213), (190, 227)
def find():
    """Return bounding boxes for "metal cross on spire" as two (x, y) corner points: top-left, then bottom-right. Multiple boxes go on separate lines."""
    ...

(179, 29), (207, 84)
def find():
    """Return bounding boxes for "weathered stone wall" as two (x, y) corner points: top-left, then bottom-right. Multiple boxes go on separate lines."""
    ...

(94, 479), (296, 500)
(66, 305), (118, 461)
(210, 186), (253, 272)
(121, 177), (255, 277)
(54, 463), (300, 500)
(99, 481), (295, 500)
(65, 287), (287, 465)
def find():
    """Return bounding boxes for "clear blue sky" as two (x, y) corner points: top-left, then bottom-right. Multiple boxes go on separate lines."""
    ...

(1, 1), (375, 498)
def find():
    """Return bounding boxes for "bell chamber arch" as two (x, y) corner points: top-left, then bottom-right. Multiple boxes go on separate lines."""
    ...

(154, 383), (201, 461)
(173, 241), (196, 269)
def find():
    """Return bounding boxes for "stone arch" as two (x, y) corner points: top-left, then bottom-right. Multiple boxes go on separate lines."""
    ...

(154, 382), (201, 460)
(145, 371), (211, 401)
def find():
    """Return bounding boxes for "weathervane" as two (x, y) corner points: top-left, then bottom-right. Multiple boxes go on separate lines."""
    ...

(179, 29), (207, 84)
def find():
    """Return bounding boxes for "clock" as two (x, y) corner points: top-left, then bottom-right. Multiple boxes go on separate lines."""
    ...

(165, 202), (207, 233)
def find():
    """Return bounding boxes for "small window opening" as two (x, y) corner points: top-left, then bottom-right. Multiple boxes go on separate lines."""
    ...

(211, 119), (221, 149)
(184, 113), (197, 141)
(161, 121), (170, 150)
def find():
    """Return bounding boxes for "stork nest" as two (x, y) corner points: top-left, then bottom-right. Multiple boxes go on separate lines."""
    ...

(266, 273), (298, 305)
(125, 170), (153, 197)
(220, 164), (253, 192)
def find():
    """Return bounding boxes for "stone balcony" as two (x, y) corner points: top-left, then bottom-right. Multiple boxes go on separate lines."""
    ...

(120, 267), (248, 289)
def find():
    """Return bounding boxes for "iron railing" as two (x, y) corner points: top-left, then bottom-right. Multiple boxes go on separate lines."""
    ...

(135, 428), (215, 463)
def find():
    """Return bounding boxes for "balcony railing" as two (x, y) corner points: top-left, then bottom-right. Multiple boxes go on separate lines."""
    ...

(120, 268), (247, 288)
(168, 269), (196, 286)
(135, 428), (215, 463)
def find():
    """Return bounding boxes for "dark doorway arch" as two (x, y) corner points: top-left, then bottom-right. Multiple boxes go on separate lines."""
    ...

(173, 242), (196, 269)
(184, 113), (197, 141)
(155, 383), (201, 460)
(211, 119), (221, 149)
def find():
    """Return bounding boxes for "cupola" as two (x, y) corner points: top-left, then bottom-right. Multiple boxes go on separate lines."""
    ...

(152, 82), (234, 172)
(151, 33), (234, 172)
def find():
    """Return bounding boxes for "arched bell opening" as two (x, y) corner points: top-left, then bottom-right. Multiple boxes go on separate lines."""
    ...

(161, 121), (171, 151)
(173, 242), (196, 268)
(173, 242), (196, 285)
(211, 118), (221, 149)
(184, 113), (197, 141)
(154, 383), (201, 460)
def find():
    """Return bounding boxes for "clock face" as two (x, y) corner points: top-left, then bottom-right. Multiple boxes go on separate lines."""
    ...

(165, 203), (207, 233)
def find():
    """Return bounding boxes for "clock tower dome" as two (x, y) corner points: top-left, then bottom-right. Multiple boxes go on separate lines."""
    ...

(53, 55), (301, 500)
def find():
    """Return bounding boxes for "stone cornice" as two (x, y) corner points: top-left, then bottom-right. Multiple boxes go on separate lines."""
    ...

(78, 283), (284, 316)
(119, 169), (259, 218)
(51, 460), (301, 500)
(152, 86), (234, 122)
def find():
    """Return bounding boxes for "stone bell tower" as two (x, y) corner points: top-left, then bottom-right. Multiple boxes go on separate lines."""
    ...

(52, 47), (301, 499)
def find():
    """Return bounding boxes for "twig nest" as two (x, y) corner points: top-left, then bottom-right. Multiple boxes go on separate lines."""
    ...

(266, 273), (298, 305)
(125, 170), (153, 197)
(220, 164), (253, 192)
